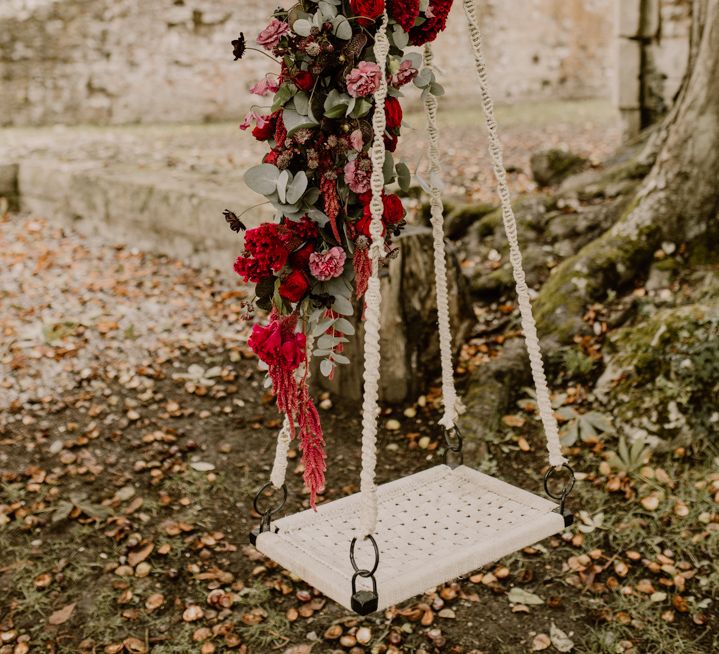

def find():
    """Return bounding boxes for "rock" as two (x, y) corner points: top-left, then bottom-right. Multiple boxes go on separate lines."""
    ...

(444, 202), (497, 240)
(531, 149), (589, 187)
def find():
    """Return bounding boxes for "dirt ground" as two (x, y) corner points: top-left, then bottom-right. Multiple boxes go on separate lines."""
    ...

(1, 99), (717, 653)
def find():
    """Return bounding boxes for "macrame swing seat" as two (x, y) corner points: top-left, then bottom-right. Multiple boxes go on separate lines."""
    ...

(251, 0), (575, 616)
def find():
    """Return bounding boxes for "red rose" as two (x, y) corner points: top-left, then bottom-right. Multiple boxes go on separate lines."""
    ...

(384, 96), (403, 130)
(349, 0), (385, 26)
(382, 193), (405, 224)
(289, 242), (316, 270)
(384, 132), (398, 152)
(388, 0), (421, 32)
(293, 70), (314, 91)
(279, 269), (311, 303)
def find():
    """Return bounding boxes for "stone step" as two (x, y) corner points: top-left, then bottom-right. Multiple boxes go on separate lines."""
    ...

(14, 157), (272, 272)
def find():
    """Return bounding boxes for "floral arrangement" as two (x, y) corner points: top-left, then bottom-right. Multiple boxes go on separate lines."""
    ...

(228, 0), (453, 504)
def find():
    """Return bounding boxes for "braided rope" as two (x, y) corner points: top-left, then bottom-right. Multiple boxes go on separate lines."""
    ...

(270, 417), (292, 488)
(422, 44), (461, 431)
(463, 0), (566, 468)
(358, 12), (391, 536)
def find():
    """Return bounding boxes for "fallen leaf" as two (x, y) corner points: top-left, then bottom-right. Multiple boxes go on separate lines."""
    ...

(550, 623), (574, 652)
(532, 633), (551, 651)
(507, 587), (544, 605)
(190, 461), (216, 472)
(128, 543), (154, 567)
(48, 602), (76, 625)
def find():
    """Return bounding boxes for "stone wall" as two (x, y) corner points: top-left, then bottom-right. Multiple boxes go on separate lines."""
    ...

(616, 0), (692, 137)
(1, 0), (615, 127)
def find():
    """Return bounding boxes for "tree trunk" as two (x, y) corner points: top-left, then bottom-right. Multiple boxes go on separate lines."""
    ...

(312, 227), (474, 403)
(535, 0), (719, 344)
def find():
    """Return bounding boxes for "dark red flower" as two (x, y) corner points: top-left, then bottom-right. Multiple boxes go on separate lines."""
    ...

(252, 121), (275, 141)
(233, 223), (289, 282)
(382, 193), (405, 224)
(289, 242), (316, 270)
(263, 149), (280, 165)
(349, 0), (385, 26)
(294, 70), (315, 91)
(384, 96), (403, 129)
(409, 0), (454, 45)
(355, 214), (386, 238)
(388, 0), (420, 32)
(384, 132), (398, 152)
(279, 269), (311, 302)
(248, 319), (306, 370)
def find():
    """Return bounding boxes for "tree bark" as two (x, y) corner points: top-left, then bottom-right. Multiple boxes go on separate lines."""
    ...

(535, 0), (719, 344)
(312, 227), (474, 403)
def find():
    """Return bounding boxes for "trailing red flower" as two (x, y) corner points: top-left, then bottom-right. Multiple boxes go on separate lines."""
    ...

(274, 110), (288, 148)
(320, 174), (342, 244)
(388, 0), (421, 32)
(296, 382), (326, 507)
(409, 0), (454, 45)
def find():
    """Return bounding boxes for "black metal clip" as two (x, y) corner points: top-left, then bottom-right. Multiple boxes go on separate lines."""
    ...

(544, 463), (575, 527)
(443, 425), (464, 468)
(349, 535), (380, 615)
(249, 482), (288, 545)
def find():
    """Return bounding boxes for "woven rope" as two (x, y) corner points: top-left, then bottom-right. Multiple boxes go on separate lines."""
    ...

(357, 11), (391, 536)
(463, 0), (566, 467)
(422, 44), (460, 431)
(270, 417), (291, 489)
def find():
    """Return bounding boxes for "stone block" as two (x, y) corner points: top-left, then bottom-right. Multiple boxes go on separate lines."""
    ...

(615, 0), (643, 37)
(617, 39), (642, 109)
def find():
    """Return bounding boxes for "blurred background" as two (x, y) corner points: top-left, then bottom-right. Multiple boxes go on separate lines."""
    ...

(0, 0), (692, 268)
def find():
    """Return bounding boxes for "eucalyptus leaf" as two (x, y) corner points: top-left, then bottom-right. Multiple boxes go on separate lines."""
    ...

(244, 164), (280, 196)
(332, 353), (350, 365)
(317, 334), (340, 349)
(313, 349), (333, 357)
(383, 151), (396, 184)
(349, 98), (372, 118)
(318, 1), (337, 18)
(395, 161), (411, 192)
(293, 91), (310, 115)
(414, 67), (433, 88)
(332, 295), (354, 316)
(320, 358), (334, 377)
(272, 84), (296, 112)
(302, 187), (321, 205)
(312, 318), (336, 336)
(333, 16), (352, 39)
(276, 169), (290, 204)
(306, 208), (330, 226)
(333, 317), (355, 335)
(283, 108), (319, 136)
(429, 81), (445, 97)
(392, 24), (409, 49)
(286, 170), (308, 204)
(292, 18), (312, 36)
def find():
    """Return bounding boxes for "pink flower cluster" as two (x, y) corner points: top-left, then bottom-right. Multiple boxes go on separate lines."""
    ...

(344, 157), (372, 194)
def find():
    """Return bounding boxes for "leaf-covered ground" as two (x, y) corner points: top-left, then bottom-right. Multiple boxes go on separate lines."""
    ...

(1, 96), (718, 653)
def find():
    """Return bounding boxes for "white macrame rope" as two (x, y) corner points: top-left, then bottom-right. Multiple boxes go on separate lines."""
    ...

(463, 0), (566, 468)
(422, 44), (460, 431)
(270, 417), (292, 489)
(358, 12), (391, 537)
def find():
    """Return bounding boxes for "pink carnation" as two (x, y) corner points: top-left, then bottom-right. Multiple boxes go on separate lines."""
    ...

(256, 18), (290, 50)
(346, 61), (382, 98)
(344, 157), (372, 194)
(250, 78), (280, 96)
(390, 59), (419, 87)
(309, 247), (347, 281)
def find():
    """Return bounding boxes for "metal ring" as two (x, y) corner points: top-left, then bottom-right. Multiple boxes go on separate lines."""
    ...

(544, 463), (575, 504)
(443, 426), (463, 452)
(253, 482), (288, 517)
(349, 535), (379, 577)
